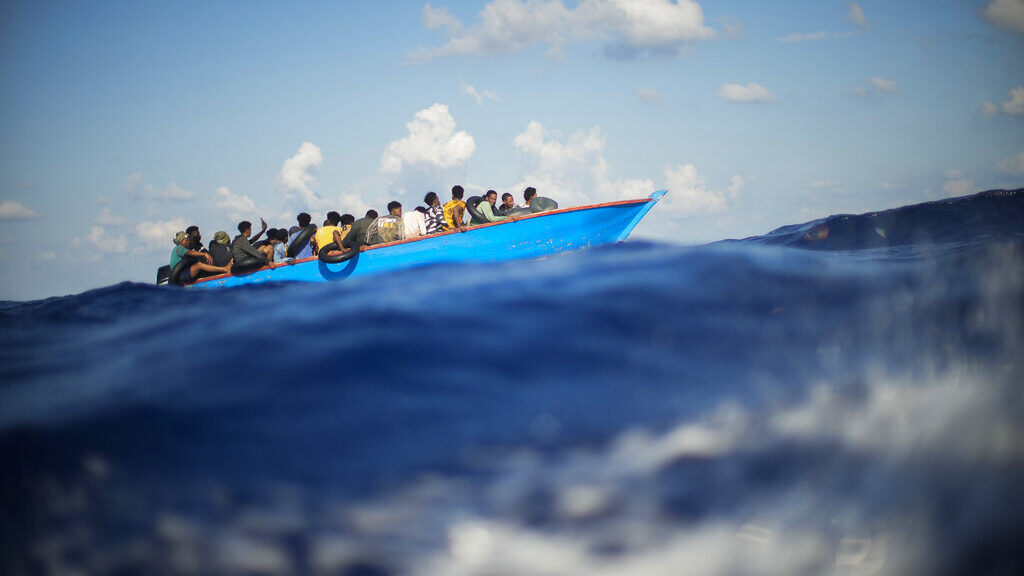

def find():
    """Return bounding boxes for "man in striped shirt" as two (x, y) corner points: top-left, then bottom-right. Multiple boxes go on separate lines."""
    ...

(424, 191), (446, 235)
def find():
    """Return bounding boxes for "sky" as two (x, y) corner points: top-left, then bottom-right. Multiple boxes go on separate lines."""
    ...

(1, 0), (1023, 300)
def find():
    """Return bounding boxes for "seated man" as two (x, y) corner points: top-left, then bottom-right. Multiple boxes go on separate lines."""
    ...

(524, 186), (558, 211)
(443, 185), (468, 231)
(272, 229), (292, 263)
(311, 211), (344, 255)
(171, 230), (230, 283)
(423, 192), (445, 235)
(288, 212), (314, 258)
(367, 201), (405, 245)
(477, 190), (519, 224)
(497, 192), (519, 215)
(207, 230), (233, 267)
(403, 205), (427, 238)
(344, 209), (378, 249)
(232, 220), (274, 268)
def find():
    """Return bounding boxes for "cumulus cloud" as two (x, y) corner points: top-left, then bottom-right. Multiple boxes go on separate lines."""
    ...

(777, 31), (826, 43)
(717, 83), (774, 103)
(460, 81), (502, 105)
(0, 200), (36, 220)
(982, 85), (1024, 116)
(214, 186), (257, 219)
(980, 0), (1024, 34)
(636, 86), (664, 103)
(277, 142), (325, 211)
(95, 207), (124, 226)
(996, 151), (1024, 175)
(943, 169), (975, 197)
(511, 120), (737, 218)
(380, 104), (476, 196)
(846, 2), (869, 29)
(123, 173), (196, 201)
(411, 0), (716, 61)
(72, 226), (128, 255)
(134, 218), (189, 251)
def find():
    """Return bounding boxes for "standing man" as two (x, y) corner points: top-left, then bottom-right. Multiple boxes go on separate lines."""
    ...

(443, 185), (468, 232)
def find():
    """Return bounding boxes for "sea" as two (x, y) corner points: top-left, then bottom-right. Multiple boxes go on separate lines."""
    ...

(1, 189), (1022, 575)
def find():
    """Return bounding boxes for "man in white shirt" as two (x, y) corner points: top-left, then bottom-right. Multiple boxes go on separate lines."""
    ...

(403, 206), (428, 238)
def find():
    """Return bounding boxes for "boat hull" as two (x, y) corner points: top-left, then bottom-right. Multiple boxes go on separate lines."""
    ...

(190, 191), (666, 289)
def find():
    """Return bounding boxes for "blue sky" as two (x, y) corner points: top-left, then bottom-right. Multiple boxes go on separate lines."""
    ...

(1, 0), (1022, 300)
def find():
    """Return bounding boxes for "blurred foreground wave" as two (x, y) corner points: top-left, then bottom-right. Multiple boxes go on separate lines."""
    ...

(1, 189), (1022, 575)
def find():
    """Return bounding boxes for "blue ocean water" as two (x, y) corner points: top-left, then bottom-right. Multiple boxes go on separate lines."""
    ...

(1, 190), (1022, 575)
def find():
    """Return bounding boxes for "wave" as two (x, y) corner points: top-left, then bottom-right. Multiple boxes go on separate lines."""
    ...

(1, 192), (1022, 575)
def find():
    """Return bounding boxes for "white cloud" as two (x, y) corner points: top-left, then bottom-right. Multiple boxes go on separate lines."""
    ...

(512, 120), (737, 219)
(72, 226), (127, 255)
(851, 77), (898, 98)
(123, 173), (196, 201)
(460, 81), (502, 105)
(277, 142), (325, 211)
(996, 151), (1024, 175)
(39, 250), (56, 260)
(846, 2), (869, 29)
(981, 0), (1024, 34)
(134, 218), (188, 252)
(412, 0), (716, 61)
(943, 169), (974, 196)
(512, 120), (653, 208)
(95, 207), (124, 226)
(637, 86), (664, 103)
(214, 186), (257, 219)
(778, 31), (826, 43)
(717, 83), (774, 103)
(0, 200), (36, 220)
(869, 76), (898, 93)
(982, 86), (1024, 116)
(381, 103), (476, 182)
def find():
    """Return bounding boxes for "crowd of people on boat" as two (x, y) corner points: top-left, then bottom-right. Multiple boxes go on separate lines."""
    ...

(167, 186), (556, 284)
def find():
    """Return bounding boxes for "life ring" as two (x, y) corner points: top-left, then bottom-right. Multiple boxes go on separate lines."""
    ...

(465, 196), (488, 224)
(231, 256), (267, 274)
(317, 242), (357, 264)
(287, 225), (317, 258)
(529, 197), (559, 212)
(169, 259), (189, 285)
(507, 207), (534, 217)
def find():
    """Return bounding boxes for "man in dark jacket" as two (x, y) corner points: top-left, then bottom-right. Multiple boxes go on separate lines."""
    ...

(232, 220), (274, 267)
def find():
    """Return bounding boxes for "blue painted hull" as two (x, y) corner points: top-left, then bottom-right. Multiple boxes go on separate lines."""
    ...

(191, 191), (666, 289)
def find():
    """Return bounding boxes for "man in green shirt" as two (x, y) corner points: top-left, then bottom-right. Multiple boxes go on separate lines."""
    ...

(478, 190), (519, 224)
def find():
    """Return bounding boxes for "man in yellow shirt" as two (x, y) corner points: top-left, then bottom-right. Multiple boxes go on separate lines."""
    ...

(443, 185), (468, 232)
(312, 211), (349, 255)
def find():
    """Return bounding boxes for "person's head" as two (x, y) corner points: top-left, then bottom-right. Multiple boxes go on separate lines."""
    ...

(424, 191), (439, 206)
(451, 185), (464, 200)
(185, 225), (201, 249)
(501, 192), (514, 208)
(276, 228), (289, 242)
(340, 213), (355, 226)
(238, 220), (252, 236)
(485, 190), (498, 205)
(365, 209), (378, 219)
(213, 231), (230, 245)
(326, 211), (341, 226)
(323, 219), (330, 226)
(297, 212), (312, 227)
(524, 187), (537, 203)
(387, 201), (402, 216)
(174, 231), (188, 246)
(267, 228), (280, 244)
(415, 206), (427, 214)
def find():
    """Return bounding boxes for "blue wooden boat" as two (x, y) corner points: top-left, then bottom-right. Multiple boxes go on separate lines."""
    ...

(187, 190), (667, 289)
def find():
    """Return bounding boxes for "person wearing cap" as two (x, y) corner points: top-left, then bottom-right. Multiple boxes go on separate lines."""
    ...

(170, 231), (231, 283)
(207, 231), (233, 267)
